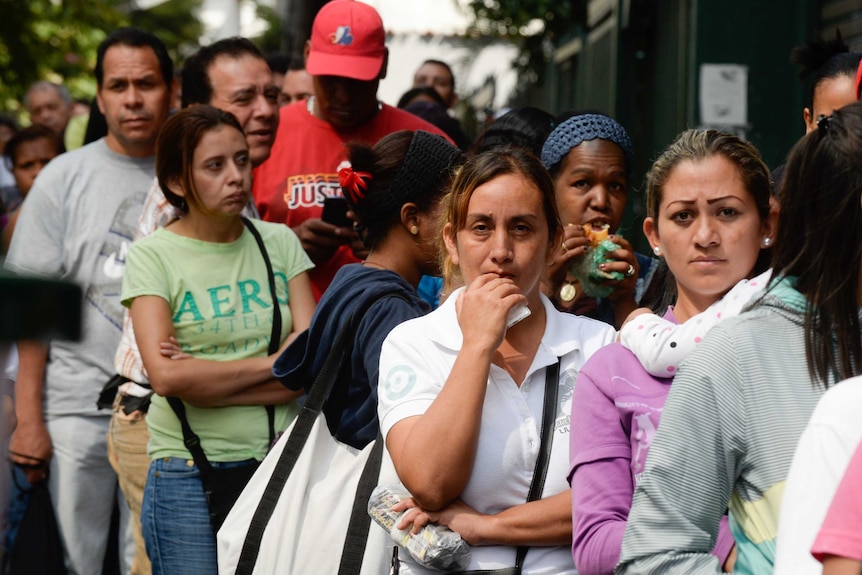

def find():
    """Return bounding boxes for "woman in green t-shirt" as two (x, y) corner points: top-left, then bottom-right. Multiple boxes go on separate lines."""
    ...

(121, 105), (315, 574)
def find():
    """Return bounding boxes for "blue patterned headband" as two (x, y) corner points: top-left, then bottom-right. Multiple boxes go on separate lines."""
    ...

(541, 114), (634, 171)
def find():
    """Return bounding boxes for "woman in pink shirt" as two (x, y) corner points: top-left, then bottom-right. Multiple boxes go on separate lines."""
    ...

(567, 129), (777, 574)
(813, 435), (862, 574)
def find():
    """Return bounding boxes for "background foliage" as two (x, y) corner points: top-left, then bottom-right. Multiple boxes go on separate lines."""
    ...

(0, 0), (202, 119)
(250, 1), (285, 56)
(0, 0), (574, 119)
(464, 0), (584, 83)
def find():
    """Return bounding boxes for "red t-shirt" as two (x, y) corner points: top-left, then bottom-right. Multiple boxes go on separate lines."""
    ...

(253, 101), (451, 299)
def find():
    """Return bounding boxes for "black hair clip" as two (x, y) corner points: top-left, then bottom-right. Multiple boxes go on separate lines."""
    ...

(817, 114), (832, 137)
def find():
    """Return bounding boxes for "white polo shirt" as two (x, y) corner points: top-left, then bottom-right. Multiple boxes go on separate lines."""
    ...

(378, 289), (616, 574)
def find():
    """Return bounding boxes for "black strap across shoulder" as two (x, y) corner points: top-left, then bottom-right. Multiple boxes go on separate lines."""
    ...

(235, 290), (410, 575)
(241, 217), (282, 361)
(446, 359), (561, 575)
(166, 218), (280, 476)
(241, 217), (279, 444)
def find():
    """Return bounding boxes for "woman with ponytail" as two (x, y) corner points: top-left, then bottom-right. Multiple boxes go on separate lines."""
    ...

(618, 101), (862, 575)
(273, 130), (464, 449)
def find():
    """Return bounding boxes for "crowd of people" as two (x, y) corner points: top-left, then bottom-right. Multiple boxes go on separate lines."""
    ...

(2, 1), (862, 574)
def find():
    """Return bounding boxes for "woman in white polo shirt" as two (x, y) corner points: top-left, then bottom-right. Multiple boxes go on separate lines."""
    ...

(377, 147), (616, 574)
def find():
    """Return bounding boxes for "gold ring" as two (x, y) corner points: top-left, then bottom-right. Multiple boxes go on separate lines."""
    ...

(561, 241), (568, 252)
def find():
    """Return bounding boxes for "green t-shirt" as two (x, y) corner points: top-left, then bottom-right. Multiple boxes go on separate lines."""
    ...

(122, 221), (313, 461)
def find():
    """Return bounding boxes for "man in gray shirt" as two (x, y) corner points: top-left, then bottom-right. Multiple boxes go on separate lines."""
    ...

(5, 28), (172, 574)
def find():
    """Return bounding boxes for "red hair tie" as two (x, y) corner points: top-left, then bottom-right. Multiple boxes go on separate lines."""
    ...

(338, 166), (373, 203)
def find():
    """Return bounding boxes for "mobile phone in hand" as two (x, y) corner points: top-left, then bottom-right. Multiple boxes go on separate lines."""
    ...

(321, 196), (351, 227)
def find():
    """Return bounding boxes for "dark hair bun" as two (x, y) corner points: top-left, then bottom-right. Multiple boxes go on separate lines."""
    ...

(345, 141), (377, 178)
(790, 32), (849, 80)
(341, 131), (462, 249)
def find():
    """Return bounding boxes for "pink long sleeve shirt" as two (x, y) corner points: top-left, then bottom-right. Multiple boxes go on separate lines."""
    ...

(568, 309), (735, 575)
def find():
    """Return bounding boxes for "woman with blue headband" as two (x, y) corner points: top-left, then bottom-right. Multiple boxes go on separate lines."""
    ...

(541, 112), (654, 328)
(274, 130), (464, 450)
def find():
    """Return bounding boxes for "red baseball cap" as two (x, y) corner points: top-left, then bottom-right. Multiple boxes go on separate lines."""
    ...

(307, 0), (386, 81)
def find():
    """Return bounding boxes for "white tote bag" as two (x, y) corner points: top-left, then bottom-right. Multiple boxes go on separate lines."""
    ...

(216, 415), (396, 575)
(218, 293), (405, 575)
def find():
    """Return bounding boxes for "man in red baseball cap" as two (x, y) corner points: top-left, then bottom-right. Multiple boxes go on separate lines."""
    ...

(252, 0), (452, 299)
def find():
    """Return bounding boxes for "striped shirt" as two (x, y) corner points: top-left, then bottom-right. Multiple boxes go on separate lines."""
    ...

(617, 278), (841, 574)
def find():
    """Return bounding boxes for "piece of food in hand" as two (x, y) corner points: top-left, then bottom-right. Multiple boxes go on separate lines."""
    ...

(567, 224), (623, 298)
(583, 222), (610, 246)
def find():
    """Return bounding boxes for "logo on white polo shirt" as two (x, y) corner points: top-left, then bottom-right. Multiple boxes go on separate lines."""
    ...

(383, 365), (416, 400)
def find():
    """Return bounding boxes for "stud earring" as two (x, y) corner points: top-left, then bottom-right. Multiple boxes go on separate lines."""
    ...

(410, 225), (419, 235)
(652, 246), (662, 256)
(762, 237), (772, 248)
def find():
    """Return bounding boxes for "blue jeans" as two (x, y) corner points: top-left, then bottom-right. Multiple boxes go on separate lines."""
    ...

(141, 457), (256, 575)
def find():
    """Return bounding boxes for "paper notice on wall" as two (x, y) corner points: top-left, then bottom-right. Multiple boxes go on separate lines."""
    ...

(699, 64), (748, 127)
